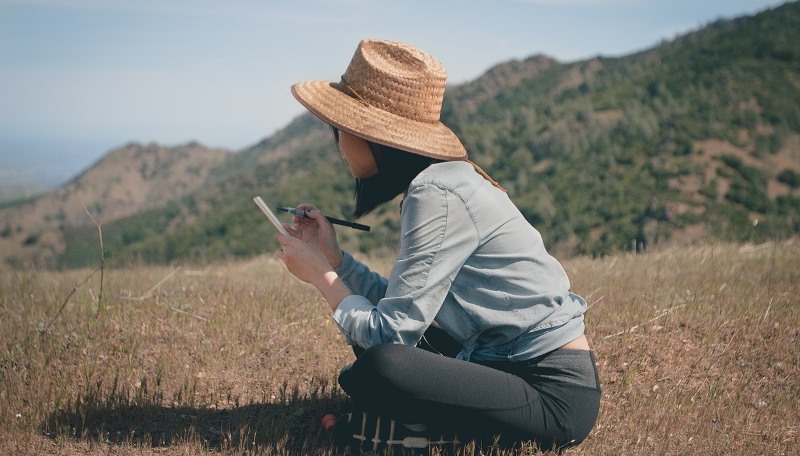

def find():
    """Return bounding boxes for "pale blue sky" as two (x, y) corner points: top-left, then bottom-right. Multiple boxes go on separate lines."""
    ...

(0, 0), (789, 184)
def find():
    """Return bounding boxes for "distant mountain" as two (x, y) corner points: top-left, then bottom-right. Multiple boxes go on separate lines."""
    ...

(0, 142), (230, 267)
(2, 2), (799, 268)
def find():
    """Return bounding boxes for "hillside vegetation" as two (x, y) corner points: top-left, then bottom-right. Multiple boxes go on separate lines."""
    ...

(2, 2), (799, 268)
(444, 2), (800, 255)
(0, 142), (230, 268)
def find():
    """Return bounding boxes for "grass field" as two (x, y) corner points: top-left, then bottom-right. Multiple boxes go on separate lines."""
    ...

(1, 241), (798, 455)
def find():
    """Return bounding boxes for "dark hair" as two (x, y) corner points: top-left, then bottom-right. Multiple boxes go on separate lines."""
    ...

(332, 127), (438, 217)
(353, 142), (438, 217)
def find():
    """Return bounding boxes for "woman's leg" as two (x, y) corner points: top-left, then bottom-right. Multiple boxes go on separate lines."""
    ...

(338, 343), (600, 450)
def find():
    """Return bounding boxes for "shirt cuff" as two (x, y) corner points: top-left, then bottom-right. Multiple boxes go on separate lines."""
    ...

(334, 251), (357, 281)
(332, 294), (375, 346)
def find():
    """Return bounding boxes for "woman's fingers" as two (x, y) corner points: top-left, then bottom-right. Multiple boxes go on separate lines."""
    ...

(284, 222), (304, 239)
(297, 203), (319, 212)
(296, 204), (331, 227)
(277, 204), (341, 270)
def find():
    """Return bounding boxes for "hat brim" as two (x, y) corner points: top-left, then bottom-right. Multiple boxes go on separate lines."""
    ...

(291, 80), (467, 161)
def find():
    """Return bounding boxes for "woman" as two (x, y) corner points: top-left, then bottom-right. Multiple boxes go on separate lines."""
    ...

(275, 39), (600, 453)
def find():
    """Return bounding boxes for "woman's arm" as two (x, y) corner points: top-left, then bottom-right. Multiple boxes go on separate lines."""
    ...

(335, 252), (389, 305)
(332, 183), (478, 348)
(275, 233), (352, 311)
(275, 204), (353, 311)
(279, 203), (389, 304)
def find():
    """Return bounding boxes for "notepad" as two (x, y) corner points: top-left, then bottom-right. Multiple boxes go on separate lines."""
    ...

(253, 196), (289, 236)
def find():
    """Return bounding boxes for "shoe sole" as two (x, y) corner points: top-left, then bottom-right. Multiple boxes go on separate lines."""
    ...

(345, 412), (461, 453)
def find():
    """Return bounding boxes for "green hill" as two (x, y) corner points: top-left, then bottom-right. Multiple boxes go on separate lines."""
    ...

(34, 2), (800, 267)
(445, 2), (800, 254)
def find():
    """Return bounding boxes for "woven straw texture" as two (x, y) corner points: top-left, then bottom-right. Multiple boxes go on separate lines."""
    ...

(291, 39), (467, 160)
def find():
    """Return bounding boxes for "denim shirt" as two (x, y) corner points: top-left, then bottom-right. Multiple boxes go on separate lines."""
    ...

(332, 161), (587, 362)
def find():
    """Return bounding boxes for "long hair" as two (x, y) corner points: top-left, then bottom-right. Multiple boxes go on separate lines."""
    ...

(331, 127), (439, 217)
(354, 142), (439, 217)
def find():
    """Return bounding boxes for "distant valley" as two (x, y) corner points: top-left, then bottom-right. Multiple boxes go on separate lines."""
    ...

(0, 137), (121, 202)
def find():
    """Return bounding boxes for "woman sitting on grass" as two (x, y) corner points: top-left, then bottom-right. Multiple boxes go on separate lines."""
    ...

(275, 39), (600, 453)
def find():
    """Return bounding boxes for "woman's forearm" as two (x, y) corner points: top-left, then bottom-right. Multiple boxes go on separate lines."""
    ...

(314, 270), (353, 311)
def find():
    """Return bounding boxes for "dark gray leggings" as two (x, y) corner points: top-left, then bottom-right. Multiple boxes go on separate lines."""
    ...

(338, 340), (601, 450)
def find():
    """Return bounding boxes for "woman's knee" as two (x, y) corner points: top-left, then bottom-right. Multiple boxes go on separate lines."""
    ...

(355, 343), (410, 378)
(339, 344), (401, 394)
(342, 343), (420, 394)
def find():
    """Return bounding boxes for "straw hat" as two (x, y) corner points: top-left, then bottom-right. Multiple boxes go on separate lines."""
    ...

(291, 39), (467, 161)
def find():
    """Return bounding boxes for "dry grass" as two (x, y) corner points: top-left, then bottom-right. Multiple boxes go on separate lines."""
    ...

(1, 241), (798, 455)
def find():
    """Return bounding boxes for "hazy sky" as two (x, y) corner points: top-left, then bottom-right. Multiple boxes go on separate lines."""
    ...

(0, 0), (789, 182)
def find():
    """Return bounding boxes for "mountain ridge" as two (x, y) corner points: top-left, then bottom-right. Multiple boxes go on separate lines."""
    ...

(0, 141), (230, 267)
(2, 2), (799, 268)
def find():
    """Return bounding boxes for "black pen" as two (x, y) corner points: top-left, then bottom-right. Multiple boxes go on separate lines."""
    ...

(277, 207), (371, 232)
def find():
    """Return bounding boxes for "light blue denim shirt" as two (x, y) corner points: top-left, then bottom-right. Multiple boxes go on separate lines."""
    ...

(332, 161), (587, 362)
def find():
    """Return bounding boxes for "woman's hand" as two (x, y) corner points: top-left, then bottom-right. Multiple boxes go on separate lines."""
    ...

(286, 204), (344, 269)
(275, 233), (332, 284)
(275, 233), (352, 311)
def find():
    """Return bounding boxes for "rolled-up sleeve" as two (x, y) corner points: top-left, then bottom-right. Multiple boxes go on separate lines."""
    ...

(335, 251), (388, 305)
(331, 183), (479, 349)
